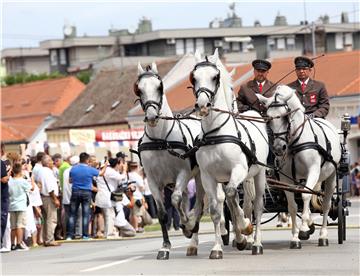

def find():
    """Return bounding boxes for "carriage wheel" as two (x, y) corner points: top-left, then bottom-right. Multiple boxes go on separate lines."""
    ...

(337, 196), (344, 244)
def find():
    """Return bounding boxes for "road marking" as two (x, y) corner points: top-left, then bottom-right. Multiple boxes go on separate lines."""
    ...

(80, 256), (144, 272)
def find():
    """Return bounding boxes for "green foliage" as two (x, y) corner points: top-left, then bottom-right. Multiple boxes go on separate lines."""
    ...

(76, 71), (91, 84)
(1, 69), (92, 86)
(2, 72), (65, 86)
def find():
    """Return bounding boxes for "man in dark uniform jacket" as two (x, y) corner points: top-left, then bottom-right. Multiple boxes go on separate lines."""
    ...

(288, 56), (330, 118)
(237, 59), (276, 115)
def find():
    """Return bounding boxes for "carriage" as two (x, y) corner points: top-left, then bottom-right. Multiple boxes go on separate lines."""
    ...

(134, 50), (351, 259)
(220, 91), (352, 248)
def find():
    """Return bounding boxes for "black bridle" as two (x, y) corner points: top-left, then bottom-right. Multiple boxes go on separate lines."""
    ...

(267, 95), (292, 144)
(189, 60), (220, 106)
(133, 70), (164, 121)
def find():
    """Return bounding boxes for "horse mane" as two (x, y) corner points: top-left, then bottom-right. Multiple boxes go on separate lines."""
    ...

(208, 56), (236, 112)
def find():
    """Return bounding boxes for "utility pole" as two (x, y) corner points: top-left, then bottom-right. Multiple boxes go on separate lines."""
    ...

(311, 21), (316, 56)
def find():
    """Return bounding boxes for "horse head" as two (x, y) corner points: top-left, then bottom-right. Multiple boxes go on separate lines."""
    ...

(134, 62), (164, 127)
(256, 85), (300, 156)
(190, 49), (233, 117)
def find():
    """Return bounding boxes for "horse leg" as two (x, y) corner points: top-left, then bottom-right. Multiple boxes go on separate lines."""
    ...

(299, 168), (320, 241)
(318, 172), (336, 246)
(186, 172), (205, 256)
(150, 182), (171, 260)
(201, 171), (223, 259)
(251, 171), (266, 255)
(223, 165), (250, 251)
(243, 178), (255, 249)
(171, 170), (191, 236)
(218, 184), (229, 241)
(284, 191), (301, 249)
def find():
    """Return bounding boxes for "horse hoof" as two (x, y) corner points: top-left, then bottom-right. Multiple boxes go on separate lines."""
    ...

(318, 238), (329, 247)
(236, 238), (247, 251)
(246, 242), (253, 250)
(232, 239), (236, 248)
(157, 250), (170, 260)
(209, 250), (223, 259)
(308, 224), (315, 235)
(186, 247), (198, 256)
(221, 234), (229, 246)
(241, 223), (254, 236)
(289, 241), (302, 249)
(298, 230), (310, 240)
(251, 245), (263, 255)
(182, 229), (193, 239)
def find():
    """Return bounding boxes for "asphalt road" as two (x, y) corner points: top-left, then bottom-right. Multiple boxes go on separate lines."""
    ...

(1, 198), (359, 276)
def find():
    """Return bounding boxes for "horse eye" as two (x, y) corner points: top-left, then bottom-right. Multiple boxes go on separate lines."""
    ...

(212, 76), (217, 81)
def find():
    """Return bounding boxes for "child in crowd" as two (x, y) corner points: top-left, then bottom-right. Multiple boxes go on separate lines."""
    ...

(8, 162), (34, 251)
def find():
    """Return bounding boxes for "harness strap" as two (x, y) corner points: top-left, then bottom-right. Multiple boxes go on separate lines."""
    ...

(202, 114), (231, 139)
(238, 121), (256, 160)
(194, 135), (257, 167)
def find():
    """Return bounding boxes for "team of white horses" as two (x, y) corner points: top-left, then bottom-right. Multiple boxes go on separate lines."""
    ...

(134, 49), (342, 260)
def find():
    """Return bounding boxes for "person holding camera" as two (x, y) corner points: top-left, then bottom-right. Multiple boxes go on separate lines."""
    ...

(95, 158), (126, 238)
(127, 162), (149, 233)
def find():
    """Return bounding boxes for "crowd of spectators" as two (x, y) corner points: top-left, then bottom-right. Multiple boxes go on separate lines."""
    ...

(1, 143), (188, 253)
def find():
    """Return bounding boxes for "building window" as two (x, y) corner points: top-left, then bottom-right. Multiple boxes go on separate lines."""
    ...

(268, 37), (275, 51)
(59, 49), (67, 65)
(231, 42), (240, 51)
(50, 50), (58, 66)
(344, 33), (353, 47)
(195, 38), (204, 54)
(335, 33), (343, 49)
(185, 38), (194, 54)
(277, 38), (285, 50)
(175, 39), (184, 55)
(286, 36), (295, 50)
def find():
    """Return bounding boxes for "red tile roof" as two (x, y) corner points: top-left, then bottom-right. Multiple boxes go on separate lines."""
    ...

(1, 77), (85, 143)
(0, 121), (26, 142)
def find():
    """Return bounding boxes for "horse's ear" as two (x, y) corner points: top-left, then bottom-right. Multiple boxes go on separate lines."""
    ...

(212, 48), (219, 62)
(194, 49), (202, 63)
(256, 94), (272, 107)
(138, 62), (145, 75)
(151, 62), (158, 74)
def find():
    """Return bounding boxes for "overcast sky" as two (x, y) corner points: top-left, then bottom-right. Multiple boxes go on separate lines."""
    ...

(2, 0), (358, 49)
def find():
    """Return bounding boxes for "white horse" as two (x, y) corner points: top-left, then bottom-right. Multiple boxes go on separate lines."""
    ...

(191, 49), (269, 258)
(257, 85), (341, 248)
(134, 62), (205, 259)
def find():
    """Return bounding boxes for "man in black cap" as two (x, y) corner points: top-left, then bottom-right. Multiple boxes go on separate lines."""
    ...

(287, 56), (329, 118)
(237, 59), (276, 115)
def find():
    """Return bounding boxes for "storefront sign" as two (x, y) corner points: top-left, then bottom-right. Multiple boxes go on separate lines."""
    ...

(96, 129), (144, 141)
(69, 129), (96, 145)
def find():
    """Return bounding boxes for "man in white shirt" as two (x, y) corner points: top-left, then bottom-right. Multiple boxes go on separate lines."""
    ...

(127, 162), (147, 232)
(38, 155), (60, 246)
(96, 158), (126, 238)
